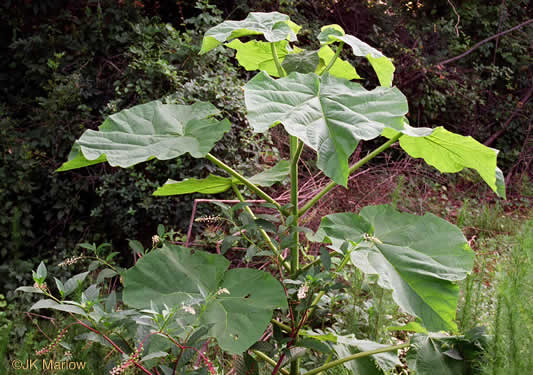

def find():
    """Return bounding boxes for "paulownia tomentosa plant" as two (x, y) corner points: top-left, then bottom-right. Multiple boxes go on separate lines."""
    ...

(19, 11), (505, 375)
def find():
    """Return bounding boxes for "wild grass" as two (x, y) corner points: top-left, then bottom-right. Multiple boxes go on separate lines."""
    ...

(481, 220), (533, 375)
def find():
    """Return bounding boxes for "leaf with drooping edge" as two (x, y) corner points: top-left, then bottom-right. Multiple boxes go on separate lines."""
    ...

(154, 175), (234, 196)
(382, 126), (506, 198)
(199, 12), (300, 55)
(399, 127), (506, 198)
(318, 24), (395, 87)
(57, 101), (230, 171)
(316, 204), (475, 331)
(245, 71), (410, 186)
(122, 244), (287, 353)
(153, 160), (289, 196)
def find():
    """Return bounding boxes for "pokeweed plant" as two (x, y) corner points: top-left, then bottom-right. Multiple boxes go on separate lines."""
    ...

(18, 12), (506, 375)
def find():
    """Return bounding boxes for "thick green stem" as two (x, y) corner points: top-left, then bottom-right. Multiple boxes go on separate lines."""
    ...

(271, 42), (287, 77)
(205, 153), (287, 215)
(232, 185), (291, 273)
(298, 133), (403, 217)
(321, 42), (344, 75)
(304, 343), (410, 375)
(289, 136), (303, 375)
(290, 137), (302, 276)
(252, 350), (290, 375)
(271, 319), (292, 333)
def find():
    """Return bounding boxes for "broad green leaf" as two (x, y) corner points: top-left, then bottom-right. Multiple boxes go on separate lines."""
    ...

(200, 12), (299, 55)
(316, 46), (360, 80)
(332, 335), (402, 374)
(154, 175), (234, 196)
(123, 244), (287, 353)
(318, 25), (394, 87)
(247, 159), (289, 186)
(245, 72), (408, 186)
(398, 127), (506, 198)
(30, 299), (87, 315)
(406, 334), (471, 375)
(282, 50), (321, 75)
(317, 205), (475, 331)
(226, 40), (291, 76)
(57, 101), (230, 171)
(153, 160), (289, 196)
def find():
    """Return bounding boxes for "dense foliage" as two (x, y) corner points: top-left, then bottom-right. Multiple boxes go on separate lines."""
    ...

(1, 0), (531, 374)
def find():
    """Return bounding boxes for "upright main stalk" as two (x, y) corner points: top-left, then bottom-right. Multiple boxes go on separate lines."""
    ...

(271, 41), (303, 375)
(290, 136), (302, 277)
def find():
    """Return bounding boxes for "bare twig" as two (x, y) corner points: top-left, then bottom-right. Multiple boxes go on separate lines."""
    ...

(447, 0), (461, 37)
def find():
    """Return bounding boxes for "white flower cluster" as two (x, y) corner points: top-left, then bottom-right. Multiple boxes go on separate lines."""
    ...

(58, 256), (84, 267)
(297, 284), (309, 300)
(216, 288), (230, 296)
(109, 347), (141, 375)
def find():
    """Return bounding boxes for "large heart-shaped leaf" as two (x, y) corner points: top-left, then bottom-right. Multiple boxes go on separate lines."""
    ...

(317, 205), (475, 331)
(153, 160), (289, 196)
(397, 127), (506, 198)
(57, 101), (230, 171)
(123, 245), (287, 353)
(318, 24), (395, 87)
(200, 12), (300, 55)
(245, 71), (408, 186)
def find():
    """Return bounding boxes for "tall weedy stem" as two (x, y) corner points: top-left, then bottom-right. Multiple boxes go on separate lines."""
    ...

(271, 40), (302, 375)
